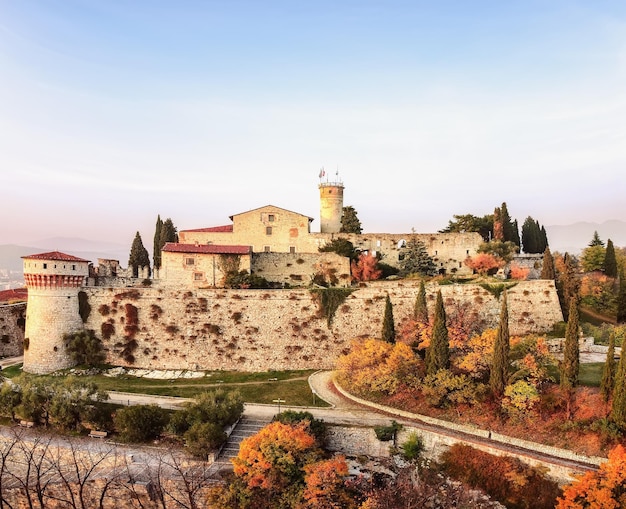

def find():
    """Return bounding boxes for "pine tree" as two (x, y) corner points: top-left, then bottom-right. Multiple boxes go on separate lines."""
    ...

(601, 331), (617, 403)
(128, 232), (151, 278)
(612, 347), (626, 428)
(425, 291), (449, 375)
(604, 239), (618, 278)
(340, 206), (362, 234)
(381, 294), (395, 344)
(589, 231), (604, 247)
(490, 291), (510, 397)
(617, 267), (626, 324)
(398, 237), (436, 277)
(560, 299), (580, 391)
(540, 247), (555, 280)
(414, 280), (428, 323)
(153, 215), (163, 270)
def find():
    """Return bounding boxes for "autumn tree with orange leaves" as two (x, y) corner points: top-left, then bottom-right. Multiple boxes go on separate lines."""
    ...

(464, 253), (504, 276)
(351, 253), (382, 282)
(208, 420), (360, 509)
(557, 444), (626, 509)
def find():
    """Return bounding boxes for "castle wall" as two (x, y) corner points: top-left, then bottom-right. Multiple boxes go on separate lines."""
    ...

(0, 303), (26, 358)
(82, 280), (563, 373)
(311, 231), (483, 275)
(252, 252), (351, 287)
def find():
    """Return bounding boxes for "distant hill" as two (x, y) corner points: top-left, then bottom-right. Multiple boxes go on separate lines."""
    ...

(0, 239), (129, 273)
(545, 220), (626, 255)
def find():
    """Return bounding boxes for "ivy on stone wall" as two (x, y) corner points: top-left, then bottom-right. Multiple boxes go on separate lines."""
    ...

(310, 288), (354, 327)
(479, 282), (517, 300)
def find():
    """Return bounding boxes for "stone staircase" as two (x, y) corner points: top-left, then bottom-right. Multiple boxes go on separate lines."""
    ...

(209, 416), (272, 475)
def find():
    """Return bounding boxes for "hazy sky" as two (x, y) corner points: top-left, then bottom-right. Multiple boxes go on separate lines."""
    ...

(1, 1), (625, 249)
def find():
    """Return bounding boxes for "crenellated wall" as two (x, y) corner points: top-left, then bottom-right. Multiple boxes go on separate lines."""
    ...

(81, 280), (563, 373)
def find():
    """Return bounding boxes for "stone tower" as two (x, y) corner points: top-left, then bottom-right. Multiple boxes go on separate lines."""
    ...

(22, 251), (89, 374)
(319, 177), (344, 234)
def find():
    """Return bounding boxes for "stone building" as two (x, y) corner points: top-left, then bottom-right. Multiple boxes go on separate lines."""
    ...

(160, 243), (252, 288)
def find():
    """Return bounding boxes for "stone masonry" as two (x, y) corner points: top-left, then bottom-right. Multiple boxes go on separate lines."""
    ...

(81, 279), (563, 373)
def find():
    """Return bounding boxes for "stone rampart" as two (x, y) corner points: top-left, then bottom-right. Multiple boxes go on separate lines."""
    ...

(82, 280), (563, 372)
(0, 303), (26, 358)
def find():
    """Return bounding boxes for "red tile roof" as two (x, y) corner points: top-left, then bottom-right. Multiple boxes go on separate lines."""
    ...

(180, 225), (234, 233)
(21, 251), (90, 262)
(0, 288), (27, 303)
(162, 243), (251, 255)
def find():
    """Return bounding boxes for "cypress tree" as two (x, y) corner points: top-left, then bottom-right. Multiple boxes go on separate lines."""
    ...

(381, 294), (395, 344)
(539, 226), (548, 253)
(414, 280), (428, 323)
(617, 267), (626, 324)
(557, 253), (580, 320)
(612, 347), (626, 428)
(604, 239), (618, 278)
(560, 299), (580, 391)
(601, 331), (617, 403)
(490, 291), (510, 397)
(159, 218), (178, 250)
(128, 232), (151, 278)
(425, 291), (449, 375)
(153, 215), (163, 270)
(340, 206), (362, 234)
(540, 247), (555, 280)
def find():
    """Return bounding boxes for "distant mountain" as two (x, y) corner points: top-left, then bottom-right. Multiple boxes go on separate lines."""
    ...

(545, 220), (626, 255)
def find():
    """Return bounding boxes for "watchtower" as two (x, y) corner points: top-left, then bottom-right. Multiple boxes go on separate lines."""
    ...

(319, 173), (344, 234)
(22, 251), (89, 374)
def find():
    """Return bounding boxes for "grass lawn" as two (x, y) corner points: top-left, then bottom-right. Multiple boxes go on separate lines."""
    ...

(1, 365), (330, 407)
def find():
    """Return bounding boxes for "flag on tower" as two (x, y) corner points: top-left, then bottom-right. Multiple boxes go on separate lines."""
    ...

(319, 168), (325, 178)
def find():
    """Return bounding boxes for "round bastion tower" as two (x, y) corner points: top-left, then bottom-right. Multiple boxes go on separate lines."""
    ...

(319, 176), (344, 234)
(22, 252), (89, 374)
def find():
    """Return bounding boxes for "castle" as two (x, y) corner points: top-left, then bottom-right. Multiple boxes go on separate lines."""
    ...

(19, 179), (562, 375)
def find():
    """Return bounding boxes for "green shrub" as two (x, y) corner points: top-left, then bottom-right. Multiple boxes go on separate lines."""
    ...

(374, 420), (402, 442)
(401, 432), (424, 461)
(114, 404), (169, 442)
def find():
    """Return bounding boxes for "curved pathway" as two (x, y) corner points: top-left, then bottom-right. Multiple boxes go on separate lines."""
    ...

(305, 370), (603, 480)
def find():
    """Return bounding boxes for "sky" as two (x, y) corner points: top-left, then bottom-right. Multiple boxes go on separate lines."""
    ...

(1, 0), (625, 250)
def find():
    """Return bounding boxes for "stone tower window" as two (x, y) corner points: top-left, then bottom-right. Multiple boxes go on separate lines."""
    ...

(266, 227), (272, 235)
(264, 246), (271, 252)
(43, 264), (47, 269)
(289, 246), (296, 254)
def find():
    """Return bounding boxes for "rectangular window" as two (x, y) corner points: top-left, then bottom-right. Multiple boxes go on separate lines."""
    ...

(264, 246), (271, 252)
(266, 226), (272, 235)
(43, 263), (47, 269)
(185, 258), (195, 266)
(376, 240), (381, 247)
(268, 214), (275, 222)
(194, 272), (204, 281)
(289, 246), (296, 254)
(72, 265), (76, 270)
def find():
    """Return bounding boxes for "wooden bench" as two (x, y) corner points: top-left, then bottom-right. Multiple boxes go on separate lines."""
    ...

(19, 420), (34, 428)
(89, 430), (108, 439)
